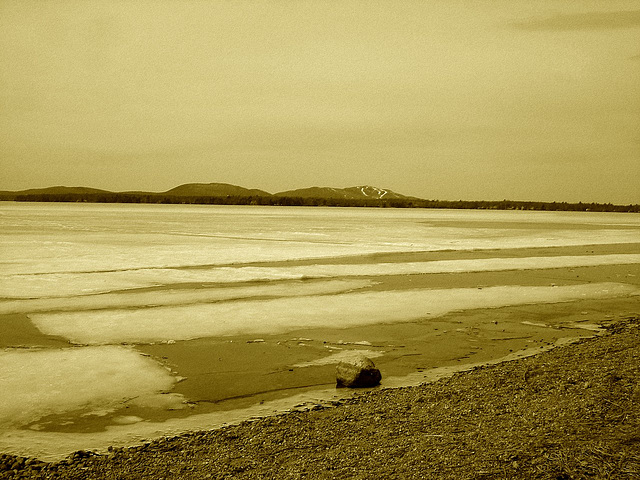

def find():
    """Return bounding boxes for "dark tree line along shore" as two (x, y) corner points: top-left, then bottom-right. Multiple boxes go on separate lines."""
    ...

(1, 193), (638, 212)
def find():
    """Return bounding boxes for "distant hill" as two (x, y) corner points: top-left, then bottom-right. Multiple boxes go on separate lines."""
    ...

(163, 183), (272, 197)
(275, 185), (413, 200)
(0, 186), (111, 196)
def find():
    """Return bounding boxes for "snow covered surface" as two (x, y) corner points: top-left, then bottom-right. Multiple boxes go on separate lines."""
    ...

(29, 283), (639, 344)
(2, 204), (639, 277)
(1, 254), (638, 299)
(0, 279), (374, 314)
(0, 346), (181, 428)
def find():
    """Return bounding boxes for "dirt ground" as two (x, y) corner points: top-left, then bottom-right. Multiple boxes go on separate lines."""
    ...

(2, 316), (638, 479)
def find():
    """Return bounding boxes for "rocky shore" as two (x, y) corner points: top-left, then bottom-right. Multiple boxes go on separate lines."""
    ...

(2, 317), (639, 479)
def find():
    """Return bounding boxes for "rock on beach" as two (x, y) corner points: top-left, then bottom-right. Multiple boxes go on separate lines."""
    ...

(336, 354), (382, 388)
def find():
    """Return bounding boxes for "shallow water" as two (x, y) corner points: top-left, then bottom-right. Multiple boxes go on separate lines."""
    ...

(1, 202), (639, 459)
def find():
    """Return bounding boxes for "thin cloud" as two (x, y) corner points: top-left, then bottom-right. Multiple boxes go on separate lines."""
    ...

(512, 9), (640, 31)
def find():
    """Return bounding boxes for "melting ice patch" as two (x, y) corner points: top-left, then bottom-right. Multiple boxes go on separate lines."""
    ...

(29, 283), (639, 345)
(0, 346), (181, 428)
(0, 232), (408, 276)
(1, 253), (638, 299)
(214, 254), (640, 281)
(0, 279), (374, 315)
(0, 272), (153, 298)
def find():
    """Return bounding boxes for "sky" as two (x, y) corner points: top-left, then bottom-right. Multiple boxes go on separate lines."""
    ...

(1, 0), (639, 203)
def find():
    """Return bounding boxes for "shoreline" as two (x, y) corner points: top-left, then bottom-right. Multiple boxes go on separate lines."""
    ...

(2, 316), (639, 479)
(3, 293), (634, 462)
(1, 244), (638, 462)
(3, 197), (639, 214)
(1, 234), (638, 469)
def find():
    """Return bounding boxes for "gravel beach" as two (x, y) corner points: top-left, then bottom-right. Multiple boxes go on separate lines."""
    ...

(2, 316), (638, 479)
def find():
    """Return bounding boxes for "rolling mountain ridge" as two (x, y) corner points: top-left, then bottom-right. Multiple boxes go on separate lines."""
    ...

(0, 183), (413, 200)
(1, 183), (636, 212)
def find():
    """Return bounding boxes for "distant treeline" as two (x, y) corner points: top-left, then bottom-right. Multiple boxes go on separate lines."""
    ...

(2, 193), (638, 213)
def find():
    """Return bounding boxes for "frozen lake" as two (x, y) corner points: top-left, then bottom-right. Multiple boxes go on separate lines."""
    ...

(1, 202), (639, 459)
(2, 203), (639, 276)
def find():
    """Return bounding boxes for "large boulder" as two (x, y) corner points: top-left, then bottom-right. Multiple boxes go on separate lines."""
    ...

(336, 355), (382, 388)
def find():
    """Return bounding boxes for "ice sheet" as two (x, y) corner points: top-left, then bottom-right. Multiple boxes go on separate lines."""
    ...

(29, 283), (639, 345)
(0, 279), (374, 314)
(2, 204), (639, 276)
(0, 233), (398, 276)
(0, 346), (180, 428)
(2, 254), (638, 299)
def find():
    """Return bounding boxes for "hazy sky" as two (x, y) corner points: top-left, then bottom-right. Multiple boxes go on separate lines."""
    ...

(1, 1), (639, 203)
